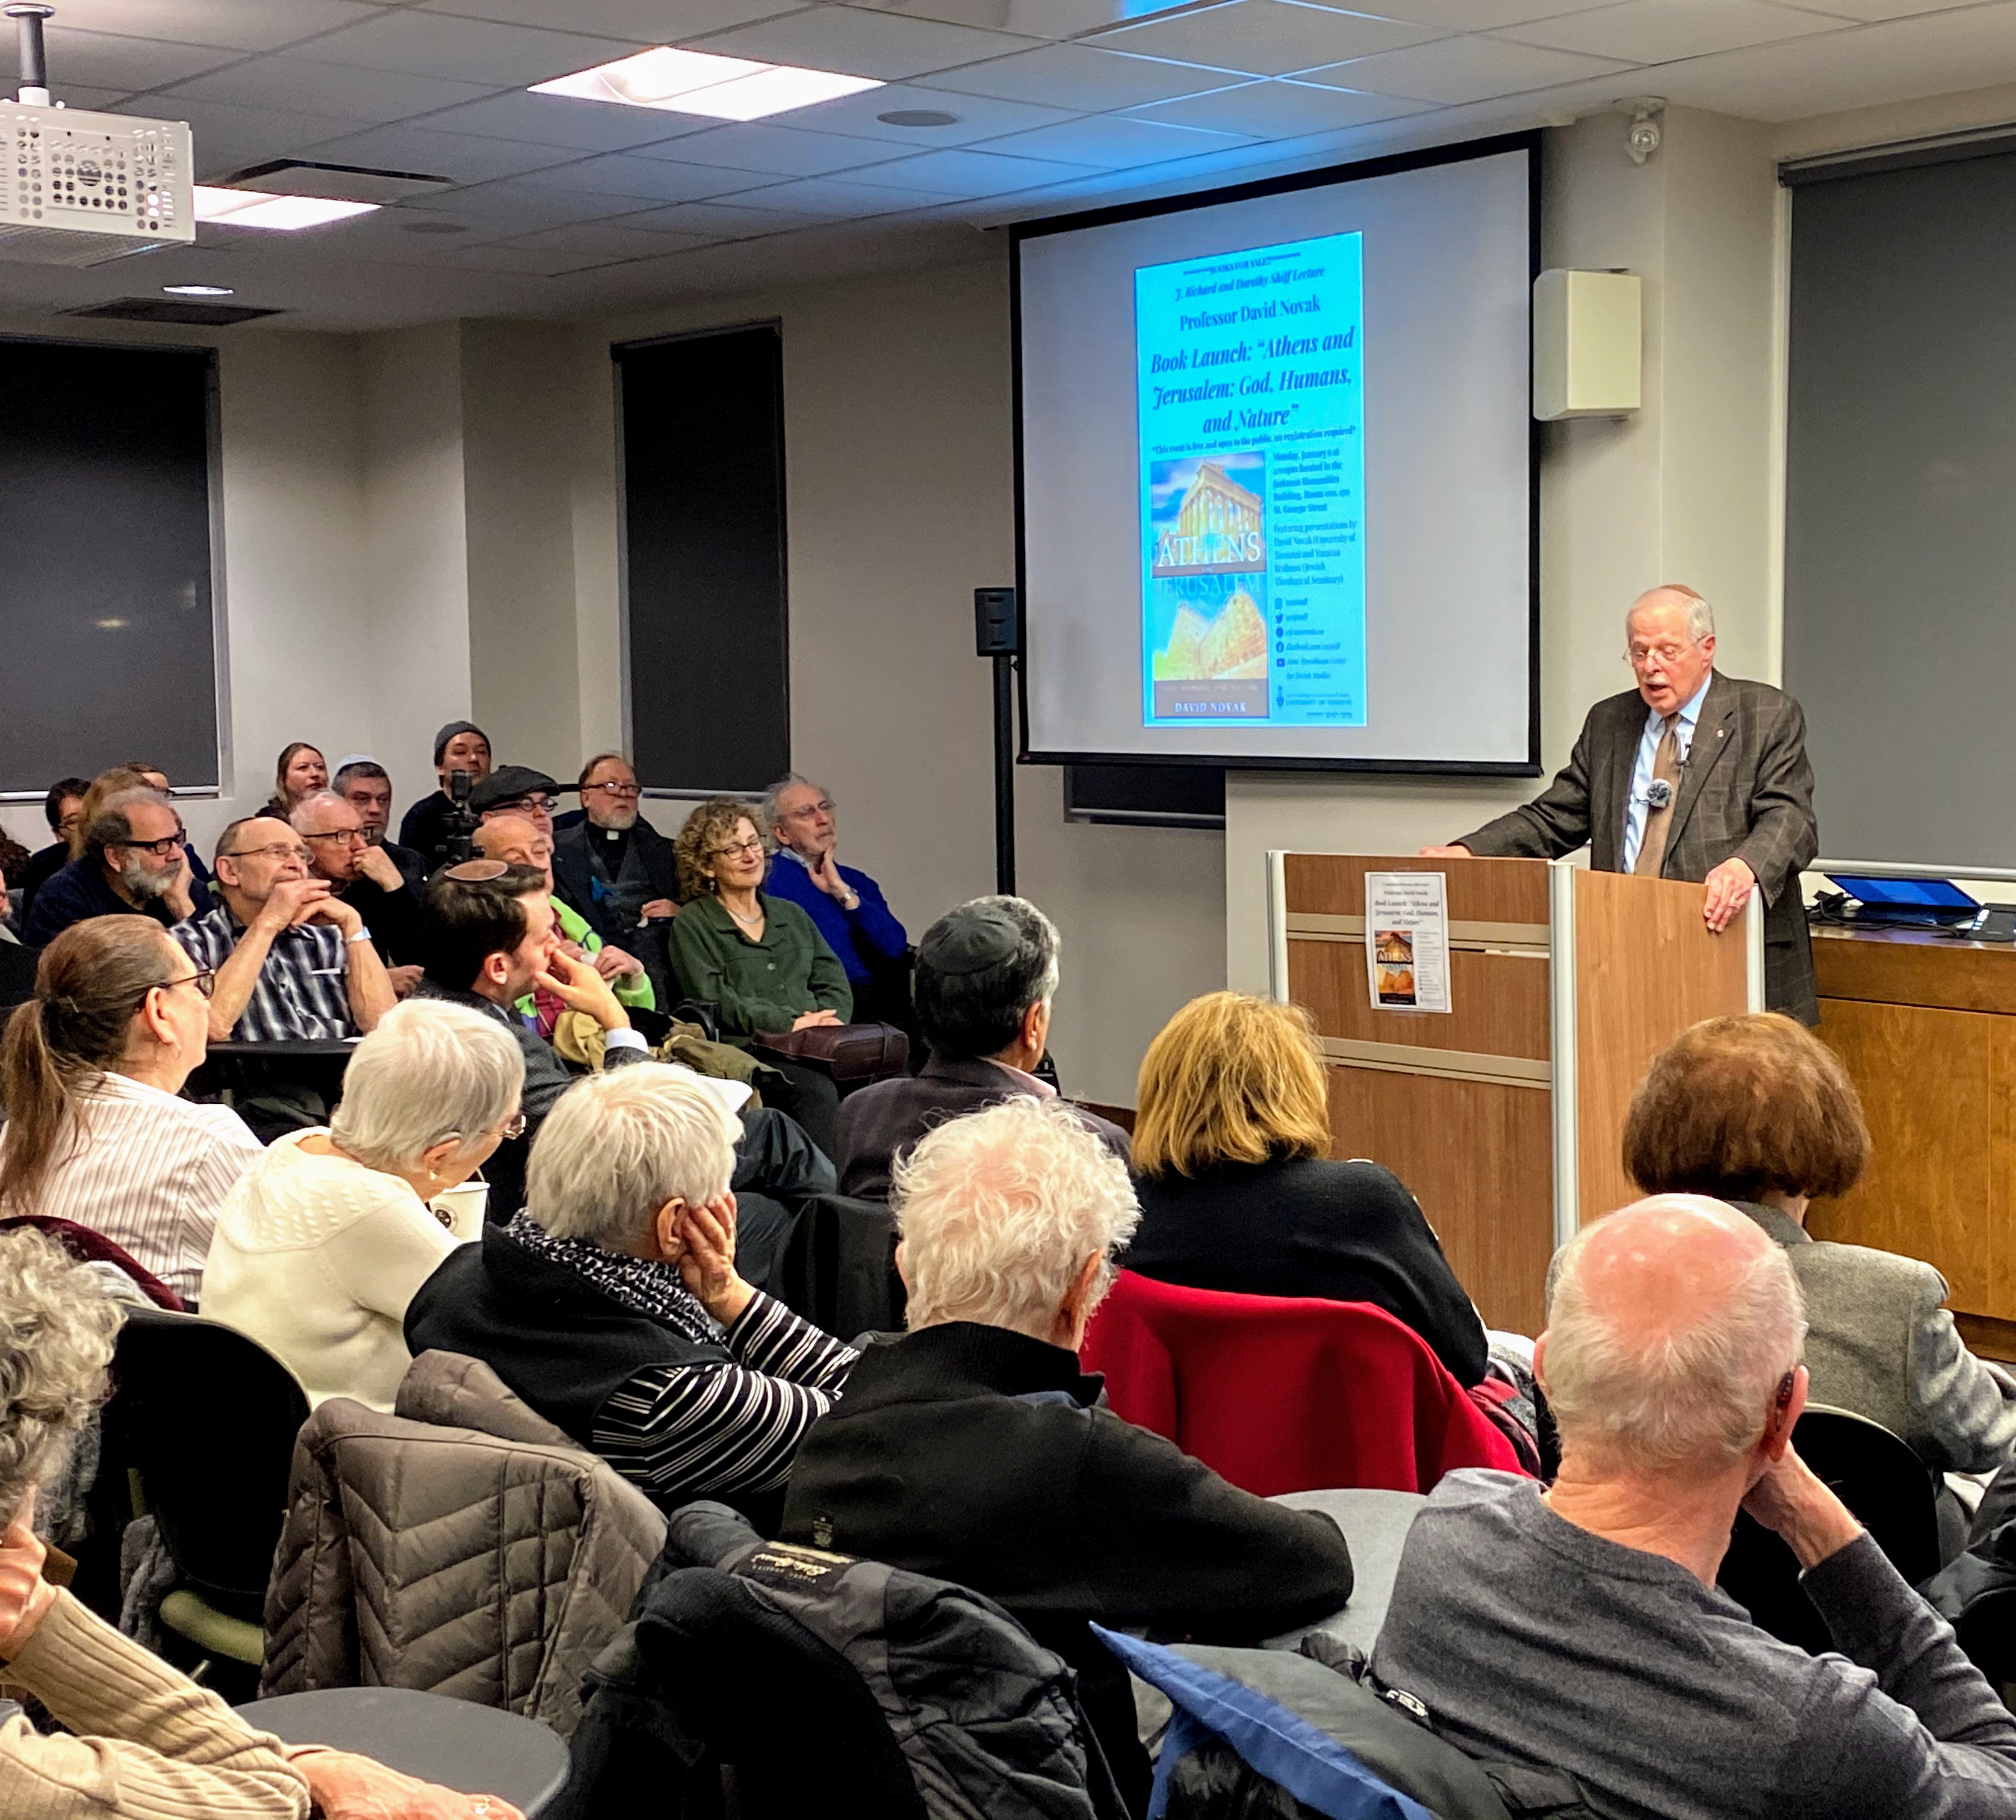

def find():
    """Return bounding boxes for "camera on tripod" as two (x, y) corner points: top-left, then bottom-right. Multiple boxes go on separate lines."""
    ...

(442, 768), (481, 866)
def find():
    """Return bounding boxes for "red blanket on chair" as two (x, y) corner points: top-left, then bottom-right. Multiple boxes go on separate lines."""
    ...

(1080, 1270), (1526, 1496)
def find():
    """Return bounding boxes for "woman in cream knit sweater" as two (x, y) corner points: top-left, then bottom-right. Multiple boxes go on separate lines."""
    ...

(202, 999), (524, 1411)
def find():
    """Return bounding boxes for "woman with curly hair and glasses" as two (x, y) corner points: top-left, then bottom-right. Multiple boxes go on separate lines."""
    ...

(668, 797), (851, 1159)
(0, 916), (258, 1307)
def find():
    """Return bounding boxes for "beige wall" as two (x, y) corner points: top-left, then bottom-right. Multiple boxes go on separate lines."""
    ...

(1223, 107), (1782, 994)
(565, 261), (1229, 1104)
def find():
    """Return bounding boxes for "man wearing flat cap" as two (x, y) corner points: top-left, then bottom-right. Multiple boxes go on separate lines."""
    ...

(836, 895), (1129, 1201)
(471, 765), (563, 841)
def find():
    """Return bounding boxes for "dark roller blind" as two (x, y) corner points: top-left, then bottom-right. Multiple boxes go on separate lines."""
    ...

(1782, 144), (2016, 868)
(0, 337), (220, 792)
(616, 324), (789, 794)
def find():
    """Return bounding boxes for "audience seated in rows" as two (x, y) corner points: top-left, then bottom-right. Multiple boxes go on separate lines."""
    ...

(761, 772), (910, 1025)
(22, 787), (206, 949)
(0, 916), (257, 1305)
(406, 1064), (855, 1529)
(668, 796), (852, 1159)
(11, 776), (87, 932)
(0, 1227), (522, 1820)
(473, 814), (654, 1020)
(1126, 990), (1489, 1389)
(1371, 1193), (2016, 1816)
(293, 790), (427, 994)
(781, 1094), (1356, 1816)
(838, 894), (1127, 1201)
(172, 817), (394, 1044)
(471, 764), (560, 840)
(202, 1000), (524, 1411)
(1626, 1012), (2016, 1483)
(406, 861), (830, 1227)
(259, 741), (327, 823)
(399, 720), (492, 864)
(552, 752), (678, 950)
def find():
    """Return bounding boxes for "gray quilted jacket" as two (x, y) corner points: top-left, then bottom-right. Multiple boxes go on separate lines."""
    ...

(260, 1348), (668, 1737)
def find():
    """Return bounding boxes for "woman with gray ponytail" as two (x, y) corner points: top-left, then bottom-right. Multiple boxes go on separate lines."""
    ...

(0, 915), (259, 1307)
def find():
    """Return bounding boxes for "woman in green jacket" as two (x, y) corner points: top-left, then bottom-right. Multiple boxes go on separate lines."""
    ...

(669, 797), (851, 1159)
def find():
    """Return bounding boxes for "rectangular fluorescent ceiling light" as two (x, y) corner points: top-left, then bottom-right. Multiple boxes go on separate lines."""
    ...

(532, 45), (882, 122)
(192, 186), (379, 230)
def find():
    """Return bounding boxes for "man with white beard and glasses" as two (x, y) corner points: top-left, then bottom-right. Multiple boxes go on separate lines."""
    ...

(22, 788), (201, 947)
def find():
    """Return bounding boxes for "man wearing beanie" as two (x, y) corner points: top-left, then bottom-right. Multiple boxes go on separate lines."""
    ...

(835, 894), (1128, 1200)
(399, 721), (492, 864)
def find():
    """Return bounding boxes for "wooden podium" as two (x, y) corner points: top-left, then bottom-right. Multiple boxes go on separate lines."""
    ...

(1267, 853), (1761, 1334)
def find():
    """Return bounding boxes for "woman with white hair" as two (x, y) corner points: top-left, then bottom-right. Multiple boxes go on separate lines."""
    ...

(403, 1063), (857, 1528)
(778, 1094), (1357, 1817)
(200, 998), (525, 1411)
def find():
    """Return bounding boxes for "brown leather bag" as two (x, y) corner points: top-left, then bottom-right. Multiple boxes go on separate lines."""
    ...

(752, 1021), (910, 1084)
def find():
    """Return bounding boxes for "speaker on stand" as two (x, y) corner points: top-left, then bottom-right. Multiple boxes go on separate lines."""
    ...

(974, 587), (1020, 897)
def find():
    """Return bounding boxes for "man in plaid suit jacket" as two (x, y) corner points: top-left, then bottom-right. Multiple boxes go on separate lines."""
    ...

(1426, 585), (1819, 1023)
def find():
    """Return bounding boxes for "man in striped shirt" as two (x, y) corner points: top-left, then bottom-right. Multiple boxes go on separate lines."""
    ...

(172, 816), (395, 1044)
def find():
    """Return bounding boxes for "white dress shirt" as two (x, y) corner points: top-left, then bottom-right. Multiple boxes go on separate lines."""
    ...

(0, 1072), (262, 1304)
(1621, 673), (1713, 875)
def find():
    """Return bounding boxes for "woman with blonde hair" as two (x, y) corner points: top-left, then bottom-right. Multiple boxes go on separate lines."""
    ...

(260, 741), (327, 821)
(1127, 989), (1488, 1386)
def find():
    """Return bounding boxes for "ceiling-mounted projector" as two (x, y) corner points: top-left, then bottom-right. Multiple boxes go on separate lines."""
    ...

(0, 4), (195, 267)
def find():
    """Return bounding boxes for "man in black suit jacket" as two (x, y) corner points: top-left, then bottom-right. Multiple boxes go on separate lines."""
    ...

(837, 896), (1130, 1199)
(1425, 584), (1819, 1022)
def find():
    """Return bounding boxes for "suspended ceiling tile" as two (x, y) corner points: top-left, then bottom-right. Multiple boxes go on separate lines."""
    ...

(492, 220), (714, 256)
(40, 0), (388, 54)
(291, 11), (647, 86)
(843, 0), (1143, 36)
(1771, 0), (1987, 16)
(416, 88), (712, 149)
(861, 143), (1099, 191)
(290, 121), (583, 182)
(1310, 0), (1625, 21)
(625, 120), (920, 172)
(773, 77), (1079, 141)
(417, 0), (813, 37)
(617, 196), (828, 234)
(975, 112), (1251, 166)
(408, 175), (691, 230)
(514, 150), (782, 200)
(40, 25), (247, 92)
(113, 94), (382, 172)
(1126, 74), (1435, 131)
(1499, 0), (1845, 61)
(683, 7), (1049, 78)
(1090, 1), (1443, 76)
(1299, 33), (1627, 101)
(932, 40), (1247, 105)
(724, 171), (951, 213)
(159, 57), (501, 123)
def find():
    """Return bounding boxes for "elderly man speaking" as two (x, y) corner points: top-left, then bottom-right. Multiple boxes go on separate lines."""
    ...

(1370, 1196), (2016, 1818)
(1422, 584), (1819, 1022)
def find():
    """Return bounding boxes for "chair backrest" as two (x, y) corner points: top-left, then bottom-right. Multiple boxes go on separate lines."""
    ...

(1080, 1272), (1523, 1497)
(0, 1214), (181, 1309)
(103, 1307), (309, 1606)
(774, 1194), (905, 1340)
(1717, 1404), (1941, 1651)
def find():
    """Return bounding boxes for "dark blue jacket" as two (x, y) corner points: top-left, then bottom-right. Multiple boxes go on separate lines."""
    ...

(21, 855), (213, 948)
(763, 852), (907, 984)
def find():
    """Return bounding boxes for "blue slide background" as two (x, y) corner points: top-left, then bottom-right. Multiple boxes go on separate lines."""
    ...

(1135, 231), (1366, 728)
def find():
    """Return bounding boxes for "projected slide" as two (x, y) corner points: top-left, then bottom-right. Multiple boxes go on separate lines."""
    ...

(1137, 231), (1365, 728)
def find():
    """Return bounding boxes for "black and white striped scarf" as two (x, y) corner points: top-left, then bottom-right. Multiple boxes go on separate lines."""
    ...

(506, 1210), (722, 1347)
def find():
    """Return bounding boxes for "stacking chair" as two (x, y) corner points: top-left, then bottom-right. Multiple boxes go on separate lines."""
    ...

(98, 1308), (309, 1689)
(1717, 1405), (1941, 1653)
(773, 1194), (906, 1340)
(1079, 1271), (1525, 1497)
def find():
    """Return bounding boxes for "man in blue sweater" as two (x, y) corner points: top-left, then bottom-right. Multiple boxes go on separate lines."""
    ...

(761, 774), (909, 1025)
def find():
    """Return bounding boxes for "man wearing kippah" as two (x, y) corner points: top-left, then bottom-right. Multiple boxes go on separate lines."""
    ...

(398, 721), (492, 865)
(836, 896), (1129, 1201)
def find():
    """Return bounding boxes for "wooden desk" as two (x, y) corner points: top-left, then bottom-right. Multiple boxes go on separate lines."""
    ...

(1810, 926), (2016, 1360)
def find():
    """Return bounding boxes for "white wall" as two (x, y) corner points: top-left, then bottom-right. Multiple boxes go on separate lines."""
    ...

(568, 259), (1229, 1104)
(1222, 107), (1782, 992)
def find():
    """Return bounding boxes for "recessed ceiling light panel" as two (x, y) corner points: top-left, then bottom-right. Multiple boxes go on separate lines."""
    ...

(531, 45), (881, 122)
(878, 109), (959, 127)
(193, 187), (379, 231)
(163, 283), (233, 296)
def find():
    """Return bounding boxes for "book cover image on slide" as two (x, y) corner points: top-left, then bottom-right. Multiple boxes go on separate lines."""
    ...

(1149, 452), (1267, 578)
(1149, 572), (1271, 720)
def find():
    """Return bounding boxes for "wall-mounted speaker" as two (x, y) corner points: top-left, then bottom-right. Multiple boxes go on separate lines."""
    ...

(1533, 268), (1641, 421)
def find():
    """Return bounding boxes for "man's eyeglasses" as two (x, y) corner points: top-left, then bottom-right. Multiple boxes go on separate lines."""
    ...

(783, 799), (834, 819)
(222, 842), (311, 865)
(301, 828), (367, 848)
(583, 781), (642, 800)
(500, 795), (560, 816)
(710, 838), (765, 861)
(116, 831), (188, 861)
(144, 968), (216, 1003)
(1625, 639), (1699, 669)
